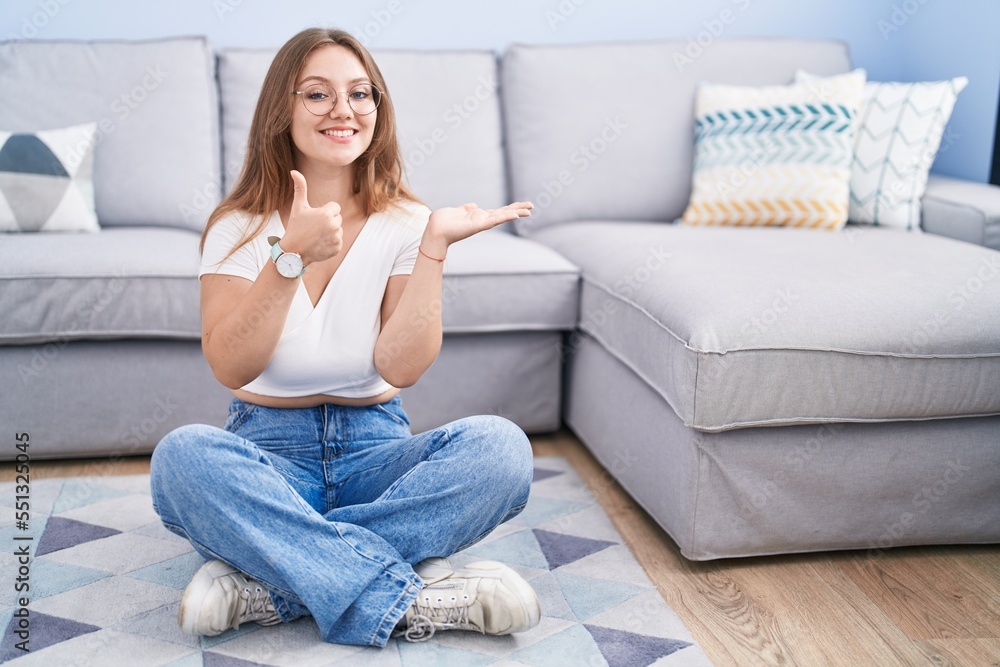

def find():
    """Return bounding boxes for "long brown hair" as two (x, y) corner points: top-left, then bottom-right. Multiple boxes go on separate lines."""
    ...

(201, 27), (419, 254)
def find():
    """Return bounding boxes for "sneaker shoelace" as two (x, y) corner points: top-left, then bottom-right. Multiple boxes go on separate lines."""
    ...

(402, 614), (435, 642)
(402, 593), (475, 642)
(237, 584), (279, 626)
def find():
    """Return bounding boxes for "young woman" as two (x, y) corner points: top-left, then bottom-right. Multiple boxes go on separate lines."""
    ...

(149, 27), (540, 648)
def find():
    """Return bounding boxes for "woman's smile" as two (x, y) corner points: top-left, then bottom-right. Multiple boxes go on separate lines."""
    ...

(319, 126), (360, 143)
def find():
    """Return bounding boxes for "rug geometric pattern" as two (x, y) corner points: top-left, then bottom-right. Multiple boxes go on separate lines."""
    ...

(0, 457), (712, 665)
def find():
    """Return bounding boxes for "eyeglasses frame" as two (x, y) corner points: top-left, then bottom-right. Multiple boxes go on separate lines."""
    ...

(291, 82), (382, 116)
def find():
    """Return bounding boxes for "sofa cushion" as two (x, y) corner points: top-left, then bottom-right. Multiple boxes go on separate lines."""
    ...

(532, 221), (1000, 431)
(440, 230), (579, 332)
(0, 228), (578, 346)
(0, 227), (204, 346)
(218, 48), (508, 211)
(0, 38), (220, 232)
(502, 39), (852, 234)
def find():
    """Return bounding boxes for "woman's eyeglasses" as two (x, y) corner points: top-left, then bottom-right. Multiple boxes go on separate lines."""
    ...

(292, 83), (381, 116)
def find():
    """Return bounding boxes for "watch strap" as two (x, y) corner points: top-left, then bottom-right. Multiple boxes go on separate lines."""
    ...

(268, 235), (283, 262)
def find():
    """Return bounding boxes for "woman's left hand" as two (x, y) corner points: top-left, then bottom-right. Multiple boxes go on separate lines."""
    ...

(423, 201), (533, 255)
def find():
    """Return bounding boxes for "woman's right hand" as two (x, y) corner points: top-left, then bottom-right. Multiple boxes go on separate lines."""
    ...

(280, 170), (344, 266)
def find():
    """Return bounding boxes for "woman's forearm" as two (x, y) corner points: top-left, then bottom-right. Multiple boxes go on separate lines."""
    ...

(373, 238), (448, 387)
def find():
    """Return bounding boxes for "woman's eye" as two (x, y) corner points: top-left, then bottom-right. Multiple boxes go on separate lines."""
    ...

(307, 91), (329, 101)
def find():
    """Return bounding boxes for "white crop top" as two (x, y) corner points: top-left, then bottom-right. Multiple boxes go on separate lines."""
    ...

(199, 201), (431, 399)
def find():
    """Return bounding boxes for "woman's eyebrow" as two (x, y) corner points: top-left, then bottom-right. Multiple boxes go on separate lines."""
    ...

(298, 75), (372, 85)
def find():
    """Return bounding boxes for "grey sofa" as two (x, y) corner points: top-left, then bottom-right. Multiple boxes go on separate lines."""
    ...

(1, 36), (998, 560)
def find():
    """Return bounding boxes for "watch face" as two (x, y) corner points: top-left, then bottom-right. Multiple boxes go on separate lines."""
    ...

(276, 253), (303, 278)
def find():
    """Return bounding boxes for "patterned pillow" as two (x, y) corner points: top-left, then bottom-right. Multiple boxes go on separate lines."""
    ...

(681, 70), (867, 230)
(797, 71), (968, 230)
(0, 123), (99, 233)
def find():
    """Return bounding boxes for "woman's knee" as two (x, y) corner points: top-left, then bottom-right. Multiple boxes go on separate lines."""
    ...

(454, 415), (533, 488)
(150, 424), (236, 498)
(152, 424), (215, 469)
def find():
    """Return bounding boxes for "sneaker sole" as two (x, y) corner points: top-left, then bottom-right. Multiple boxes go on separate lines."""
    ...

(178, 560), (238, 636)
(463, 560), (542, 634)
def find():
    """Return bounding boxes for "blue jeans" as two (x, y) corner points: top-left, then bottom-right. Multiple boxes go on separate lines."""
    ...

(149, 395), (533, 647)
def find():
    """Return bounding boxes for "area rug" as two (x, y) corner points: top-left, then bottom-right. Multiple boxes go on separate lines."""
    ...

(0, 456), (711, 666)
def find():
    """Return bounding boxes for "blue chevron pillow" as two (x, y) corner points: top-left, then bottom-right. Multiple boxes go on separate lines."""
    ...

(681, 70), (866, 230)
(797, 72), (968, 231)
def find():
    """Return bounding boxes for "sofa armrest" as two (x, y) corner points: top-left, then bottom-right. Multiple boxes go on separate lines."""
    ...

(922, 175), (1000, 250)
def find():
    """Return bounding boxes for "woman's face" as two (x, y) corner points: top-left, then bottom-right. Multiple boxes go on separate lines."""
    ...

(289, 45), (377, 173)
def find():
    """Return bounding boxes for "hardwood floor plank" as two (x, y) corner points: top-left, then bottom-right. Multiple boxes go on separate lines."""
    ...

(838, 546), (1000, 640)
(965, 545), (1000, 583)
(672, 564), (793, 666)
(636, 548), (926, 666)
(0, 454), (151, 481)
(788, 555), (931, 665)
(916, 638), (1000, 666)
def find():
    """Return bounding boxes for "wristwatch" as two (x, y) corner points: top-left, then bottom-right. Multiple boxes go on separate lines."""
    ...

(267, 236), (305, 279)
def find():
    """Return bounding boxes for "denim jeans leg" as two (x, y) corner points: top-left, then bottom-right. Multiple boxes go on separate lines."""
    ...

(149, 422), (420, 647)
(316, 413), (533, 643)
(327, 414), (535, 564)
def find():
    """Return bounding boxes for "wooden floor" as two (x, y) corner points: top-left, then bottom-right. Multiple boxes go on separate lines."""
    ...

(3, 429), (998, 666)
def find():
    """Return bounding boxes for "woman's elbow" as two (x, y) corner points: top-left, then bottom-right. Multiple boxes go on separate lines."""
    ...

(202, 338), (261, 390)
(211, 366), (252, 391)
(376, 354), (427, 389)
(379, 366), (421, 389)
(204, 350), (257, 389)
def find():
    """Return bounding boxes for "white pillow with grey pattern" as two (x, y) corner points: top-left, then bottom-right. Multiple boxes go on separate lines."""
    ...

(0, 122), (99, 233)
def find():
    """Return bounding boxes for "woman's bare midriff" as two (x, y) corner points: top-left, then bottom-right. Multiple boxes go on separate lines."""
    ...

(232, 386), (400, 408)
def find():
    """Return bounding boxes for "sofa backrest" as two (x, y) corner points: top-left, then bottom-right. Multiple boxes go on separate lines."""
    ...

(218, 47), (507, 212)
(501, 38), (852, 234)
(0, 37), (220, 232)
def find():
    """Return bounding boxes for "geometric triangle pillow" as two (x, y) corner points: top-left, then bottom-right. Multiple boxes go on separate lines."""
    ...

(0, 122), (99, 233)
(681, 69), (867, 231)
(796, 72), (968, 231)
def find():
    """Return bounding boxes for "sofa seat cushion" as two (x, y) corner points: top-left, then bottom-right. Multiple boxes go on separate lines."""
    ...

(0, 227), (204, 345)
(439, 230), (579, 332)
(532, 222), (1000, 431)
(0, 228), (579, 346)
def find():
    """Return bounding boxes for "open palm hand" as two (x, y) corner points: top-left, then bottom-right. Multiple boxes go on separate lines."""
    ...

(427, 201), (533, 247)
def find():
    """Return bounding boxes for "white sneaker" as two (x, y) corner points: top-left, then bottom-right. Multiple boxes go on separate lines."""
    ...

(396, 560), (541, 642)
(413, 556), (453, 581)
(178, 560), (282, 636)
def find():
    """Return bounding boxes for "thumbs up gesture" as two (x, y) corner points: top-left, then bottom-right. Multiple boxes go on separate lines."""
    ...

(280, 170), (344, 266)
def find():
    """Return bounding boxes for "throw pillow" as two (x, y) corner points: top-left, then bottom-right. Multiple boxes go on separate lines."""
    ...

(0, 122), (99, 233)
(681, 69), (867, 230)
(797, 71), (968, 231)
